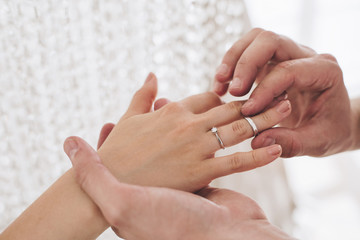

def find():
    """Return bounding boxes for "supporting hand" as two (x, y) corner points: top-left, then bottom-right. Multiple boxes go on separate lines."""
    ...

(65, 136), (295, 240)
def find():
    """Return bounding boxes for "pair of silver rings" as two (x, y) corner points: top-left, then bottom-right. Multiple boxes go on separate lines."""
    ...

(211, 117), (258, 150)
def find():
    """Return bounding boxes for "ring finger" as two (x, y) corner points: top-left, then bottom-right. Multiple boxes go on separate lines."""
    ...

(206, 99), (291, 152)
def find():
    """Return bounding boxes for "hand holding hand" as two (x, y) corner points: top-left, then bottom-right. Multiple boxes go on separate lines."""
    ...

(96, 73), (291, 192)
(65, 136), (294, 240)
(214, 28), (352, 157)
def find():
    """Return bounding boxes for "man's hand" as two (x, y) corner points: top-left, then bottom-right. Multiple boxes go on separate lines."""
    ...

(64, 136), (294, 240)
(214, 28), (353, 157)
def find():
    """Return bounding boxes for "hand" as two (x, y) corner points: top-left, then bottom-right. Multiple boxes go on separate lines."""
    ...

(95, 72), (291, 192)
(214, 28), (352, 157)
(64, 137), (294, 240)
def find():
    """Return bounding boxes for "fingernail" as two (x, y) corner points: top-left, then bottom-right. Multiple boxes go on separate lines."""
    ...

(231, 77), (242, 90)
(145, 72), (154, 84)
(64, 138), (79, 159)
(216, 64), (229, 76)
(267, 144), (281, 156)
(263, 137), (275, 147)
(213, 81), (223, 93)
(277, 100), (291, 114)
(242, 98), (254, 110)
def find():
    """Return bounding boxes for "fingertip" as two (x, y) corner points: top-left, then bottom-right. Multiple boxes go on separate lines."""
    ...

(154, 98), (171, 110)
(145, 72), (157, 84)
(64, 136), (79, 161)
(266, 144), (282, 158)
(212, 81), (229, 96)
(215, 63), (231, 82)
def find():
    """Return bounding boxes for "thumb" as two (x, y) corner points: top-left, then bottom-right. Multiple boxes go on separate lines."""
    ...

(251, 127), (304, 158)
(122, 72), (158, 119)
(63, 136), (132, 228)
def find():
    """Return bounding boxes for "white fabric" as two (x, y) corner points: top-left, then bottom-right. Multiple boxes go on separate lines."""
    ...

(0, 1), (293, 238)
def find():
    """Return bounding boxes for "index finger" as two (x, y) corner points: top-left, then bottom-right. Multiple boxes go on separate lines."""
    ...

(229, 31), (315, 96)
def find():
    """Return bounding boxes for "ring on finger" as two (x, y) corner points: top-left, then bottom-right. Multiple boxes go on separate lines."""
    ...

(211, 127), (225, 150)
(244, 117), (259, 137)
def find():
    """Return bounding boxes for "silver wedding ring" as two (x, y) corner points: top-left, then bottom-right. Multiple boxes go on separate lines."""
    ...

(211, 127), (225, 150)
(244, 117), (259, 137)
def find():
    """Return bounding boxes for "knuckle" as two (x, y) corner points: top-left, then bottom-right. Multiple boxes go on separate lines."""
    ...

(251, 27), (265, 34)
(276, 60), (295, 71)
(319, 53), (338, 63)
(104, 205), (125, 227)
(251, 150), (262, 167)
(261, 111), (273, 123)
(232, 119), (250, 137)
(259, 30), (280, 44)
(282, 137), (303, 157)
(228, 154), (245, 171)
(226, 101), (242, 114)
(204, 91), (222, 105)
(162, 102), (184, 114)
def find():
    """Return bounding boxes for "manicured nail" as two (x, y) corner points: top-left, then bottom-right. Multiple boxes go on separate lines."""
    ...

(267, 144), (281, 156)
(231, 77), (242, 90)
(145, 72), (155, 84)
(213, 81), (223, 93)
(64, 138), (79, 159)
(277, 100), (291, 114)
(216, 64), (229, 77)
(242, 98), (254, 110)
(263, 137), (275, 147)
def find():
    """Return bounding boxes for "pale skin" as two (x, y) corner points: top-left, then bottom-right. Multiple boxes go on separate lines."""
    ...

(1, 73), (291, 239)
(214, 28), (356, 157)
(64, 133), (295, 240)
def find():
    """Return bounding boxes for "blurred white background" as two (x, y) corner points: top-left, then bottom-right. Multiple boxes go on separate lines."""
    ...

(1, 0), (360, 239)
(245, 0), (360, 239)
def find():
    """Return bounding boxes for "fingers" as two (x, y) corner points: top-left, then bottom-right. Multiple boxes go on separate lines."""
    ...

(154, 98), (171, 111)
(206, 100), (291, 152)
(241, 55), (338, 116)
(228, 32), (314, 96)
(179, 92), (223, 114)
(122, 73), (158, 119)
(203, 144), (282, 180)
(215, 28), (264, 83)
(97, 123), (115, 149)
(251, 128), (303, 158)
(64, 137), (132, 227)
(213, 81), (229, 96)
(213, 28), (315, 97)
(201, 101), (244, 129)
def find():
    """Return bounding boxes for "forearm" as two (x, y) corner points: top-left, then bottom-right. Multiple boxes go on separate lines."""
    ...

(1, 169), (109, 240)
(349, 97), (360, 151)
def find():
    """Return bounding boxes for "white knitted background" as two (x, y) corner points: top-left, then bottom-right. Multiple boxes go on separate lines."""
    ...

(0, 1), (293, 239)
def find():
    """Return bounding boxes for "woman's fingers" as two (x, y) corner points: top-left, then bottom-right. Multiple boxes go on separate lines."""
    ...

(202, 145), (282, 180)
(206, 100), (291, 152)
(202, 101), (244, 129)
(179, 92), (223, 114)
(122, 73), (158, 119)
(97, 123), (115, 149)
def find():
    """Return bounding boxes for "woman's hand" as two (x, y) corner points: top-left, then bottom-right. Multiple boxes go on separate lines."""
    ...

(65, 136), (294, 240)
(95, 73), (291, 192)
(214, 28), (352, 157)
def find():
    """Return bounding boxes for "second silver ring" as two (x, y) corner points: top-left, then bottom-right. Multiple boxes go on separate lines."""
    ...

(244, 117), (259, 137)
